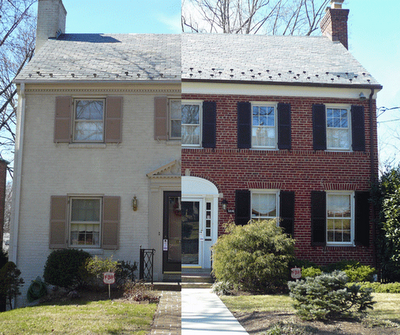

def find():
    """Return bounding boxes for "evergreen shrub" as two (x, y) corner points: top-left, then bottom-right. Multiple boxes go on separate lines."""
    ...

(212, 219), (295, 293)
(289, 270), (375, 320)
(0, 262), (24, 310)
(43, 249), (91, 289)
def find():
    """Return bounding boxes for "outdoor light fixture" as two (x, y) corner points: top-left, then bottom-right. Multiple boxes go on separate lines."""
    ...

(221, 199), (228, 212)
(359, 92), (366, 101)
(132, 196), (138, 211)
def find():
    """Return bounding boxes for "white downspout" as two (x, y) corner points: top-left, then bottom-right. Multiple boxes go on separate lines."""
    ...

(10, 82), (26, 264)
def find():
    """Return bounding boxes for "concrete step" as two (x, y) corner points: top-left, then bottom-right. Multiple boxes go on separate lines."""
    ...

(181, 282), (213, 289)
(181, 275), (214, 283)
(150, 282), (181, 291)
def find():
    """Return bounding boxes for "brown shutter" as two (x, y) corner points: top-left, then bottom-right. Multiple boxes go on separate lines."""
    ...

(49, 196), (68, 249)
(105, 96), (123, 143)
(102, 196), (120, 250)
(154, 97), (168, 140)
(54, 96), (72, 143)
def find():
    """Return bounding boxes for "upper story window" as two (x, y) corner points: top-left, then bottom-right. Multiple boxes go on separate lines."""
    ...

(73, 99), (105, 142)
(313, 104), (365, 152)
(326, 106), (350, 150)
(169, 99), (181, 139)
(252, 103), (277, 148)
(182, 101), (202, 146)
(54, 96), (123, 144)
(238, 102), (291, 150)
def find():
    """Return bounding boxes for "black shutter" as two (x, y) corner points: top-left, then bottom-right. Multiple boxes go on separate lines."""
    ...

(280, 191), (295, 236)
(202, 101), (217, 148)
(278, 103), (291, 150)
(311, 191), (326, 246)
(355, 191), (370, 247)
(237, 102), (251, 149)
(235, 190), (251, 225)
(351, 105), (365, 151)
(312, 104), (326, 150)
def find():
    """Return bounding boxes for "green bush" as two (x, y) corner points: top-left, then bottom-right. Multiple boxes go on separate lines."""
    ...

(212, 220), (295, 293)
(43, 249), (92, 289)
(289, 270), (375, 320)
(0, 262), (24, 310)
(357, 281), (400, 293)
(85, 256), (118, 278)
(322, 260), (376, 282)
(301, 266), (322, 278)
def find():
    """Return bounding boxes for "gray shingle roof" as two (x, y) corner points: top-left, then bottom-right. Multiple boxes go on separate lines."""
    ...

(16, 34), (181, 82)
(181, 33), (380, 87)
(16, 33), (380, 88)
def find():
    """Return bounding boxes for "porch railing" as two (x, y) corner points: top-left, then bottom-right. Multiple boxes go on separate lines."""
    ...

(139, 247), (156, 284)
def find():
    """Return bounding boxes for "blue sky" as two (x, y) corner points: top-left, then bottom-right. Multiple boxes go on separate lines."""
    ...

(50, 0), (400, 167)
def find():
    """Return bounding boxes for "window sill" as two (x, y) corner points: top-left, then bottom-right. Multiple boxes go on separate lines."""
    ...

(326, 243), (355, 247)
(68, 143), (107, 149)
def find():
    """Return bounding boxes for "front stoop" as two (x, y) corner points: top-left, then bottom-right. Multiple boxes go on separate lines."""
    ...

(181, 268), (214, 289)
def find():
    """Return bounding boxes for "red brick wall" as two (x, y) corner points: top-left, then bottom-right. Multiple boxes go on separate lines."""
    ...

(182, 93), (378, 266)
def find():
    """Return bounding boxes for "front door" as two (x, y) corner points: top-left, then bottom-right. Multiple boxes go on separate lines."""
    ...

(163, 191), (181, 272)
(181, 201), (201, 265)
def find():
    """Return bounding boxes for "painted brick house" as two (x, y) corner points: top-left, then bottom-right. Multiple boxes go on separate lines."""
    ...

(10, 0), (181, 304)
(180, 1), (382, 269)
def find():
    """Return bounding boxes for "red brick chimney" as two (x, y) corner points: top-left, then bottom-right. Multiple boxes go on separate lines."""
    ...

(320, 0), (349, 49)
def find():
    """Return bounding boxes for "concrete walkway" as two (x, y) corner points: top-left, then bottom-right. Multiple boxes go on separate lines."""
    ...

(181, 288), (249, 334)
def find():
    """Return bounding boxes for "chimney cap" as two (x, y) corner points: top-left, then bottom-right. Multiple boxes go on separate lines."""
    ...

(331, 0), (344, 9)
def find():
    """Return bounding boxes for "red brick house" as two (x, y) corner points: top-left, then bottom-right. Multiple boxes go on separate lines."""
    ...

(180, 1), (382, 269)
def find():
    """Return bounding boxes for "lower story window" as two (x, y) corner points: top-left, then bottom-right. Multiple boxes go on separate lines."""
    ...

(326, 192), (354, 245)
(70, 197), (101, 247)
(251, 190), (278, 220)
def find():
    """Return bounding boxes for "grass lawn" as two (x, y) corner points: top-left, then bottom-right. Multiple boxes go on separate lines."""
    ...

(0, 299), (157, 335)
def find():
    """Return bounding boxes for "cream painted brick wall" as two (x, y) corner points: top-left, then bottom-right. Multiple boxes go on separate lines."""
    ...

(15, 86), (180, 304)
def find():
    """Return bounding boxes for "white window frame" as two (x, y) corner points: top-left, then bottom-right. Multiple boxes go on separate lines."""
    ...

(169, 99), (181, 140)
(69, 196), (102, 248)
(326, 191), (355, 246)
(326, 104), (352, 151)
(251, 102), (277, 149)
(73, 98), (105, 143)
(250, 189), (280, 224)
(181, 100), (202, 147)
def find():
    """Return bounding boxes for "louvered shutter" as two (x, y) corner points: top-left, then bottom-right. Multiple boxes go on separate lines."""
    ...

(154, 97), (168, 140)
(312, 104), (326, 150)
(237, 102), (251, 149)
(54, 96), (72, 143)
(355, 191), (370, 247)
(202, 101), (217, 148)
(105, 96), (123, 143)
(277, 103), (291, 150)
(102, 196), (120, 250)
(351, 105), (365, 151)
(49, 196), (68, 248)
(235, 190), (251, 225)
(280, 191), (295, 236)
(311, 191), (326, 246)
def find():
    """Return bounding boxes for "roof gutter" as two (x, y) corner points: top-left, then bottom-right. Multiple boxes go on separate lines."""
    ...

(369, 88), (378, 271)
(182, 78), (382, 91)
(13, 79), (182, 85)
(10, 83), (26, 264)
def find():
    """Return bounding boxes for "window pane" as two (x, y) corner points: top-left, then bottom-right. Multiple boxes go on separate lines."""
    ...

(74, 121), (104, 141)
(170, 101), (181, 119)
(76, 100), (104, 120)
(252, 193), (276, 218)
(252, 105), (275, 148)
(71, 199), (100, 222)
(327, 195), (351, 218)
(182, 104), (199, 124)
(182, 125), (200, 145)
(171, 120), (181, 138)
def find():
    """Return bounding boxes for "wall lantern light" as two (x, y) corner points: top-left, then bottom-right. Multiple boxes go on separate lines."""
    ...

(221, 199), (228, 212)
(359, 92), (366, 101)
(132, 196), (138, 211)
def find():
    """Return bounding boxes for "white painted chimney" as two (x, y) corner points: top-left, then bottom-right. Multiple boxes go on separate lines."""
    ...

(36, 0), (67, 52)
